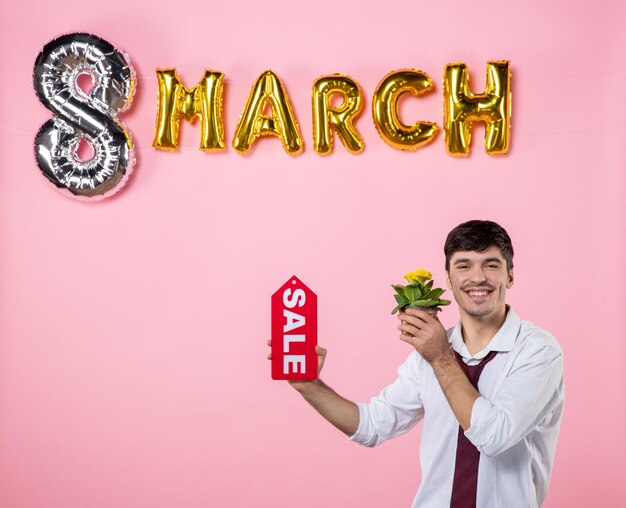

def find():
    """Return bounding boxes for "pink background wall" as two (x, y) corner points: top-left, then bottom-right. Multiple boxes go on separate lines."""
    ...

(1, 1), (624, 506)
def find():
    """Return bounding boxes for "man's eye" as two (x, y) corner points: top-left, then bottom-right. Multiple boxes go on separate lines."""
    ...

(487, 264), (499, 268)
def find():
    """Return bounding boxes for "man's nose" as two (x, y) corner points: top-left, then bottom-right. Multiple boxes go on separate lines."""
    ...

(469, 266), (487, 284)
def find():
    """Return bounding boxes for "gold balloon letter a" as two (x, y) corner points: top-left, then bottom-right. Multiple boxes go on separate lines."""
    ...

(153, 69), (225, 151)
(233, 70), (303, 155)
(444, 61), (511, 156)
(312, 75), (364, 155)
(372, 70), (439, 151)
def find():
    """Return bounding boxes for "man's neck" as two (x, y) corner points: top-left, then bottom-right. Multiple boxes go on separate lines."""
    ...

(460, 305), (509, 356)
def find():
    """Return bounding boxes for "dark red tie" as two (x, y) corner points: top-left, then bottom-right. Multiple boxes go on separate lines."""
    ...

(450, 350), (498, 508)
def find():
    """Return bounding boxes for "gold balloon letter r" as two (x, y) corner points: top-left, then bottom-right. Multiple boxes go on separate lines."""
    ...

(312, 75), (364, 155)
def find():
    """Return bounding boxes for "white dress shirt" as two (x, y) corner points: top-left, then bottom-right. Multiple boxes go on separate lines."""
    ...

(349, 308), (564, 508)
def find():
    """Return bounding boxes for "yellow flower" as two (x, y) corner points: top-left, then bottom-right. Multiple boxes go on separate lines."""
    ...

(404, 268), (432, 281)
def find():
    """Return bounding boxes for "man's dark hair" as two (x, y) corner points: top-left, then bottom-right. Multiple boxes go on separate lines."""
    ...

(444, 220), (514, 271)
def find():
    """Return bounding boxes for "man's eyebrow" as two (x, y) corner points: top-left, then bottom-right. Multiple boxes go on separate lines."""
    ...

(453, 257), (503, 264)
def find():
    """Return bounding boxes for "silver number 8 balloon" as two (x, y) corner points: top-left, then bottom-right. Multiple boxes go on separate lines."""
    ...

(34, 33), (136, 200)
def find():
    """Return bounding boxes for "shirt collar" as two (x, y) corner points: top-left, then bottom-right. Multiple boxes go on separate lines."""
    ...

(449, 306), (521, 360)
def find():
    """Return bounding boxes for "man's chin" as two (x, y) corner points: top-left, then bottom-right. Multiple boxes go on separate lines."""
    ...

(462, 303), (495, 318)
(466, 309), (493, 318)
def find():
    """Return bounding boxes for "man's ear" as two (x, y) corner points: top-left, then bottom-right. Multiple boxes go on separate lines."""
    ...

(507, 270), (514, 288)
(446, 271), (452, 290)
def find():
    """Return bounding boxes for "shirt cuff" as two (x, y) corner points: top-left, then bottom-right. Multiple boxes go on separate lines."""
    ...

(348, 403), (371, 445)
(464, 396), (496, 449)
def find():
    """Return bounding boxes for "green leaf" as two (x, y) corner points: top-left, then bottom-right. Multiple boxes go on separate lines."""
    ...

(404, 285), (423, 302)
(428, 288), (445, 300)
(426, 279), (434, 289)
(437, 299), (451, 306)
(391, 304), (405, 314)
(392, 284), (407, 297)
(394, 294), (409, 305)
(410, 299), (441, 307)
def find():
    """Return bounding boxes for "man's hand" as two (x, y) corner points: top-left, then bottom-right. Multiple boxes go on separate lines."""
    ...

(266, 340), (327, 391)
(397, 308), (453, 365)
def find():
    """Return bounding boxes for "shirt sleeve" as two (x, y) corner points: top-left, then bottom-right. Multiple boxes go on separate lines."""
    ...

(464, 334), (564, 457)
(349, 352), (425, 448)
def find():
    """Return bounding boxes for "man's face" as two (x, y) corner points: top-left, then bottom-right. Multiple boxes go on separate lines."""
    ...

(446, 246), (513, 319)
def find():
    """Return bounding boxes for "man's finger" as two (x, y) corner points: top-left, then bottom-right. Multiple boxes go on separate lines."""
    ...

(398, 322), (421, 337)
(398, 313), (428, 329)
(399, 332), (420, 349)
(404, 308), (436, 322)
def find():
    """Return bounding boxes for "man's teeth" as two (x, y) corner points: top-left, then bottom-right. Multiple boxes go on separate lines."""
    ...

(468, 290), (488, 296)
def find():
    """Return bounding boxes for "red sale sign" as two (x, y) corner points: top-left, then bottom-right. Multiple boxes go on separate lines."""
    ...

(271, 276), (318, 380)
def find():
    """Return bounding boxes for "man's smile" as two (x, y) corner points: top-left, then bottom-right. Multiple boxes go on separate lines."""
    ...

(463, 287), (494, 301)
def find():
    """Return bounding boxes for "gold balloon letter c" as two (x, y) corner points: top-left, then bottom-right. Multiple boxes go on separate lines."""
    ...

(372, 70), (439, 151)
(443, 61), (511, 156)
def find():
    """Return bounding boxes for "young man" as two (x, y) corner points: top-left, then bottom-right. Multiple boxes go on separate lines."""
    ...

(271, 220), (564, 508)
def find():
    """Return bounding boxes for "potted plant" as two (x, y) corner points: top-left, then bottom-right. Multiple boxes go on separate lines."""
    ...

(391, 269), (451, 314)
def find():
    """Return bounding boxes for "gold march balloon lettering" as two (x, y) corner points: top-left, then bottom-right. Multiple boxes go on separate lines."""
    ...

(153, 63), (512, 157)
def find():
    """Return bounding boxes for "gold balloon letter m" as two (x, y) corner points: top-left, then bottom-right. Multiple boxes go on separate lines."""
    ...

(444, 61), (511, 156)
(153, 69), (225, 151)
